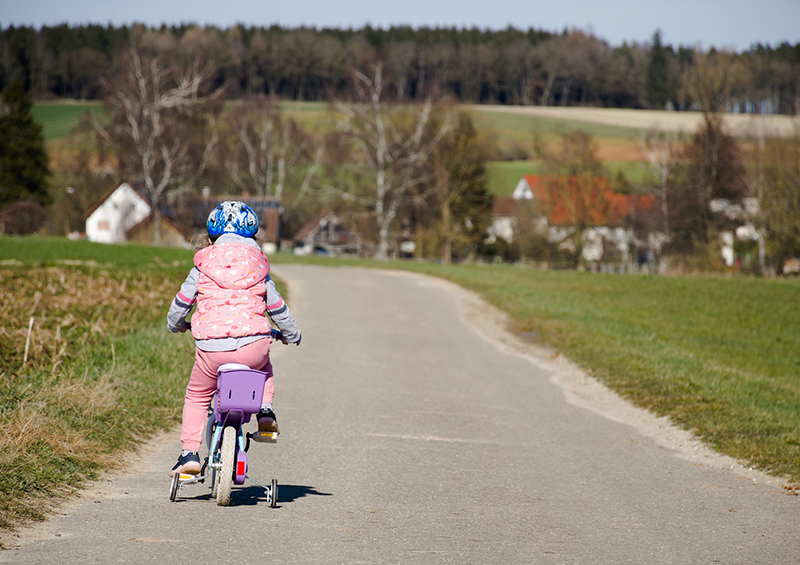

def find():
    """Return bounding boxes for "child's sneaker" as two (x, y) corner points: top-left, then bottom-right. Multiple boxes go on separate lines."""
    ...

(170, 451), (201, 477)
(253, 409), (280, 442)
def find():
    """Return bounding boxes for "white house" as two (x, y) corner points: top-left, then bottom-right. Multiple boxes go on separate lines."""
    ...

(84, 181), (151, 244)
(711, 197), (761, 267)
(485, 176), (535, 242)
(511, 177), (535, 200)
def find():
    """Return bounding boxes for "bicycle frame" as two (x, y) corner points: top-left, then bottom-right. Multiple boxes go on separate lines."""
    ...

(170, 363), (278, 506)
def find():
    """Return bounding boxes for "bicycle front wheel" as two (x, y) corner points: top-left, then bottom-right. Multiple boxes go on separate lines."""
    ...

(215, 425), (236, 506)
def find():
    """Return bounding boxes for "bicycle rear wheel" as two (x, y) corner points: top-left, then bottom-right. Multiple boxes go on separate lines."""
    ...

(215, 425), (236, 506)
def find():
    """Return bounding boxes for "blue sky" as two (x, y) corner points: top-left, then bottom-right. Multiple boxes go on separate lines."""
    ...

(2, 0), (798, 51)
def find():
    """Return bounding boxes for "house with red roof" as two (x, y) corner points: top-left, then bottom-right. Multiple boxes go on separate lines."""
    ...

(490, 175), (658, 265)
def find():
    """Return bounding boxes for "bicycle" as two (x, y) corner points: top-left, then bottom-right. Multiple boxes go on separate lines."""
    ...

(169, 329), (283, 507)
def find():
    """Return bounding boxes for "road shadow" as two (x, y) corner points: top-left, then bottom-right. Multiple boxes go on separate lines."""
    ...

(173, 483), (331, 507)
(275, 484), (332, 504)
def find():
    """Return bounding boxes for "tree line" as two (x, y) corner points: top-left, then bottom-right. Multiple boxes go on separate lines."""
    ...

(1, 23), (798, 112)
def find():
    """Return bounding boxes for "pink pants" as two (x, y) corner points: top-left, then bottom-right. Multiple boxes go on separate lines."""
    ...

(181, 338), (274, 451)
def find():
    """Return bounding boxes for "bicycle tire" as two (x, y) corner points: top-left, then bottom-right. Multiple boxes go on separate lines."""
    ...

(216, 425), (236, 506)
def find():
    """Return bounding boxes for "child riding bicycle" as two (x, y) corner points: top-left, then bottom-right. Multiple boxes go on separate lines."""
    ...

(166, 201), (301, 477)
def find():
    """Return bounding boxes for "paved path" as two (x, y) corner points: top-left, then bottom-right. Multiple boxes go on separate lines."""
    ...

(4, 265), (799, 564)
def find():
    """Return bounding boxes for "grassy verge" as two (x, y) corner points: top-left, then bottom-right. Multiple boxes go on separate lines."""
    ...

(272, 253), (800, 484)
(0, 237), (196, 537)
(0, 237), (294, 538)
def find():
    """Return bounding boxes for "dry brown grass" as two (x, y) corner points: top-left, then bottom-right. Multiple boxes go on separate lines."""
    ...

(0, 265), (184, 533)
(0, 266), (172, 370)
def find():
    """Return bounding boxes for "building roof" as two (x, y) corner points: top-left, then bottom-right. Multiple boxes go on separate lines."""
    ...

(125, 213), (187, 243)
(293, 211), (336, 242)
(83, 179), (183, 222)
(511, 175), (657, 228)
(82, 180), (148, 220)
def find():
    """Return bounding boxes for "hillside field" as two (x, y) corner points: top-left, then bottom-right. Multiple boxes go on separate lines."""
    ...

(33, 101), (798, 196)
(473, 105), (800, 138)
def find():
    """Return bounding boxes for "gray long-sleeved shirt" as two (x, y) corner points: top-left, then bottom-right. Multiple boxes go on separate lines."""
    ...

(166, 234), (300, 351)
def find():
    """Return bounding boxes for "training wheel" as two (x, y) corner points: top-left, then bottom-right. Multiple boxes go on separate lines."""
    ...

(169, 473), (180, 502)
(269, 479), (278, 508)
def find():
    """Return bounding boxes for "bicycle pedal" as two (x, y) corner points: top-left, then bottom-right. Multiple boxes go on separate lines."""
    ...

(252, 431), (278, 443)
(178, 473), (195, 481)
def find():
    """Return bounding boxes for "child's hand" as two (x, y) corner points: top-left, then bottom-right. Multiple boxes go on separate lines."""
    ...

(270, 329), (287, 344)
(182, 321), (191, 333)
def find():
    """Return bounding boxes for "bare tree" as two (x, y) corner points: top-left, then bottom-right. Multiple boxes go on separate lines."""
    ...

(226, 96), (322, 201)
(638, 129), (683, 237)
(97, 44), (222, 244)
(681, 48), (749, 115)
(385, 41), (417, 101)
(750, 130), (800, 274)
(535, 36), (564, 106)
(336, 65), (452, 260)
(667, 113), (748, 259)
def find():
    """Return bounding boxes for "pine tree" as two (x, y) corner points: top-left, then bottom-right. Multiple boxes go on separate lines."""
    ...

(646, 30), (671, 109)
(0, 80), (50, 210)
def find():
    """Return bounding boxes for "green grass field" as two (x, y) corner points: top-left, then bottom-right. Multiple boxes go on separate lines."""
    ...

(35, 100), (654, 198)
(35, 100), (333, 142)
(421, 263), (800, 483)
(486, 161), (541, 196)
(486, 160), (656, 196)
(469, 106), (648, 142)
(32, 102), (105, 141)
(34, 100), (651, 145)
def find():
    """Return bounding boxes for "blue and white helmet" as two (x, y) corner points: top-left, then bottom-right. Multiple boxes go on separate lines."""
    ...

(206, 201), (259, 238)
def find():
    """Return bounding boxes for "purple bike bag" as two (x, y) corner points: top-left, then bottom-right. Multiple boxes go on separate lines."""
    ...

(216, 367), (267, 415)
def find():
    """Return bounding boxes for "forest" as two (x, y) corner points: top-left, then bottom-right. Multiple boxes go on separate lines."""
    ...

(1, 23), (799, 112)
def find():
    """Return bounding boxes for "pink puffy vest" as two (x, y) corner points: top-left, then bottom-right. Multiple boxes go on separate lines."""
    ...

(190, 242), (272, 340)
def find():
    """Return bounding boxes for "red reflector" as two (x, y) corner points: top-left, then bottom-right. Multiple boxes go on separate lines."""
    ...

(237, 461), (246, 475)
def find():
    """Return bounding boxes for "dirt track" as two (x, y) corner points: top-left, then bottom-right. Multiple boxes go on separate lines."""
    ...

(477, 105), (800, 137)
